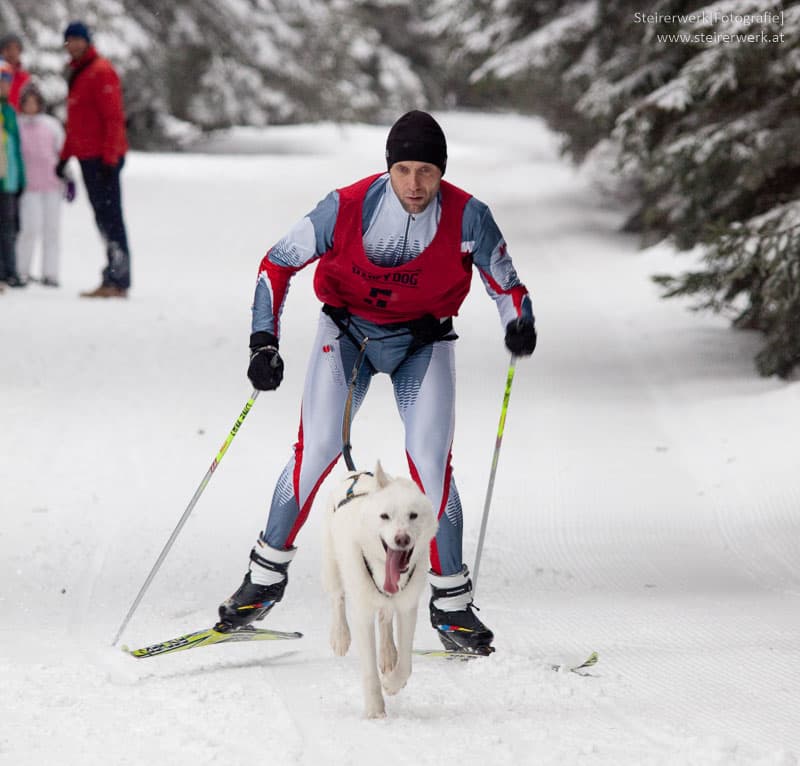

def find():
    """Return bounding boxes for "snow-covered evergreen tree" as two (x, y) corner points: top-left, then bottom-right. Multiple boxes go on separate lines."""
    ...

(617, 3), (800, 377)
(473, 0), (800, 377)
(0, 0), (428, 144)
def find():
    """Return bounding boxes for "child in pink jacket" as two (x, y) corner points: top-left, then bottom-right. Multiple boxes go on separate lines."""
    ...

(17, 83), (74, 286)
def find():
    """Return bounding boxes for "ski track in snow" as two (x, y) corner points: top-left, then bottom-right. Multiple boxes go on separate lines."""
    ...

(1, 113), (799, 766)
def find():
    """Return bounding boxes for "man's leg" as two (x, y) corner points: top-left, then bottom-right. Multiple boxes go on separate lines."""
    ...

(218, 314), (373, 628)
(391, 341), (462, 574)
(392, 341), (494, 653)
(79, 158), (131, 290)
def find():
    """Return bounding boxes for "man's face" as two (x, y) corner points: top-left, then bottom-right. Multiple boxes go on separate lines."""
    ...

(389, 161), (442, 215)
(1, 42), (21, 66)
(64, 36), (90, 61)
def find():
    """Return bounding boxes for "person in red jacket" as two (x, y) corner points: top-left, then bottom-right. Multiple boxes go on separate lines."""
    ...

(57, 21), (131, 298)
(0, 33), (30, 110)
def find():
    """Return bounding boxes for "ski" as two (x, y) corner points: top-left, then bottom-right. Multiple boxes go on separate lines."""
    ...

(123, 625), (596, 675)
(414, 648), (488, 660)
(550, 651), (599, 675)
(415, 648), (599, 674)
(122, 623), (303, 658)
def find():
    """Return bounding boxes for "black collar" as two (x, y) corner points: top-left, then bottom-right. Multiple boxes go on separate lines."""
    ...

(362, 554), (416, 596)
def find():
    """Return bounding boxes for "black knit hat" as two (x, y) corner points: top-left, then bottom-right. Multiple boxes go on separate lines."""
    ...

(385, 110), (447, 176)
(64, 21), (92, 43)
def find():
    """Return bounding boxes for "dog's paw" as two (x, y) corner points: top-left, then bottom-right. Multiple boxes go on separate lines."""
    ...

(364, 696), (386, 719)
(381, 668), (409, 696)
(329, 623), (351, 656)
(379, 643), (398, 674)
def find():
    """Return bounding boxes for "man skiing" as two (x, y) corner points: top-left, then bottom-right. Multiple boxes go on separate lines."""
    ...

(219, 110), (537, 654)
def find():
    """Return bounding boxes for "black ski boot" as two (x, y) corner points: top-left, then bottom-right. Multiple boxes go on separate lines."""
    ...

(217, 537), (295, 630)
(429, 566), (495, 655)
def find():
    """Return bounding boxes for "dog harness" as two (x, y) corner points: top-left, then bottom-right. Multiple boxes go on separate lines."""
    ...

(335, 471), (373, 509)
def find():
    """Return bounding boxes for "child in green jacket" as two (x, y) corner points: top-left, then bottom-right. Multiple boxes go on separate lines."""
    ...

(1, 58), (26, 287)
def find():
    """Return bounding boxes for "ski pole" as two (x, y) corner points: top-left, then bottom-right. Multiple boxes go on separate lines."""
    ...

(111, 390), (261, 646)
(472, 355), (517, 597)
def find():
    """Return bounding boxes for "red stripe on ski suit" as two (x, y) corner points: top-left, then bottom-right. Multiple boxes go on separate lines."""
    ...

(476, 260), (528, 316)
(407, 450), (453, 576)
(285, 413), (340, 548)
(257, 254), (301, 337)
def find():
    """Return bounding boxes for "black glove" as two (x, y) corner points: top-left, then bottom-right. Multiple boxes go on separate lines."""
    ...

(247, 331), (284, 391)
(55, 160), (67, 179)
(505, 318), (537, 356)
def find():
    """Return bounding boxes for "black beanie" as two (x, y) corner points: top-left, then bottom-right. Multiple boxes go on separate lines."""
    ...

(64, 21), (92, 43)
(385, 110), (447, 176)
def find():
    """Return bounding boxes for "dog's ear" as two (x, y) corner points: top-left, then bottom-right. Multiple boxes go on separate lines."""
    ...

(374, 460), (390, 488)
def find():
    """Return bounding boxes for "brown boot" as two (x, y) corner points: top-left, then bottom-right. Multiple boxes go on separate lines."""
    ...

(80, 285), (128, 298)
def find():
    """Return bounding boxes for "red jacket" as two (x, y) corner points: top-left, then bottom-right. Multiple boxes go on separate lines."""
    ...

(8, 65), (30, 109)
(60, 46), (128, 165)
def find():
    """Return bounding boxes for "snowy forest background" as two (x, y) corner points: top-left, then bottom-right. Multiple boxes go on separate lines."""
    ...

(3, 0), (799, 377)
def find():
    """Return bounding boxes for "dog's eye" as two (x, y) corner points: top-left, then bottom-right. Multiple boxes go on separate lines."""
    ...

(380, 513), (390, 520)
(409, 512), (418, 520)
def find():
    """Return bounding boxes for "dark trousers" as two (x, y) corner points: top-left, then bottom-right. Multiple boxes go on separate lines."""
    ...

(79, 157), (131, 289)
(0, 191), (19, 282)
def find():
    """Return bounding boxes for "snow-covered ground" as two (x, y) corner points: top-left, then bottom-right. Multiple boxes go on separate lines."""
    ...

(2, 113), (799, 766)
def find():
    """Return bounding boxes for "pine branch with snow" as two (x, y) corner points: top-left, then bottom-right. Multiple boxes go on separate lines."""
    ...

(654, 201), (800, 377)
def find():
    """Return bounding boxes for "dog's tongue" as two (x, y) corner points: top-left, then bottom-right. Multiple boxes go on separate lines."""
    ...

(384, 548), (408, 594)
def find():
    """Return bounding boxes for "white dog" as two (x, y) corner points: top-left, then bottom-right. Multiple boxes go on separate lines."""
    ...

(322, 461), (438, 719)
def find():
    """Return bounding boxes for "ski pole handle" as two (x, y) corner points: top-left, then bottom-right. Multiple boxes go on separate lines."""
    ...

(472, 355), (517, 596)
(111, 390), (260, 646)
